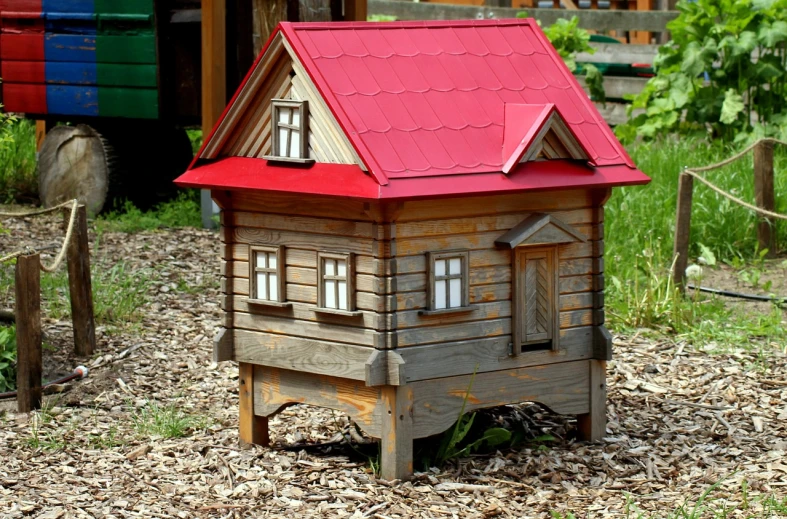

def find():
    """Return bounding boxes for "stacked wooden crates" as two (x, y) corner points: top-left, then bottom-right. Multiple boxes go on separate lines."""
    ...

(0, 0), (159, 118)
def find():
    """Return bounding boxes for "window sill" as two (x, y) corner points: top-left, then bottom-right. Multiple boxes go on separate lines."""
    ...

(263, 155), (316, 165)
(418, 305), (477, 316)
(312, 307), (362, 318)
(247, 299), (292, 309)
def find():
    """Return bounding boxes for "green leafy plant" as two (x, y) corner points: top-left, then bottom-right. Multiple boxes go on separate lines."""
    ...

(618, 0), (787, 143)
(541, 17), (606, 104)
(0, 325), (17, 393)
(432, 371), (512, 467)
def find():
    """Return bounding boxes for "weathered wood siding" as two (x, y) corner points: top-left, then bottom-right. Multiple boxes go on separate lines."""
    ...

(217, 188), (606, 380)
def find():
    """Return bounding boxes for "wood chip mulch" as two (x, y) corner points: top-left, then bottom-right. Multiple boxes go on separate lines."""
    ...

(1, 211), (786, 518)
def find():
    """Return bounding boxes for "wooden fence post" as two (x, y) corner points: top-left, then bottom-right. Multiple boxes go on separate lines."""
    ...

(16, 254), (42, 413)
(753, 140), (775, 257)
(65, 204), (96, 356)
(673, 172), (694, 292)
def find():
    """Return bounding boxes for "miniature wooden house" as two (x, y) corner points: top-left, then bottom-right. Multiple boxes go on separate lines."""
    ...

(175, 19), (650, 480)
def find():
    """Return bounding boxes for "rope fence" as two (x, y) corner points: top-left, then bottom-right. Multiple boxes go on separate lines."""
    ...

(0, 199), (78, 272)
(674, 137), (785, 291)
(682, 137), (787, 221)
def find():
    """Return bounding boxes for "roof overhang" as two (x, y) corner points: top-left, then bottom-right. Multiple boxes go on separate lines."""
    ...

(175, 156), (651, 201)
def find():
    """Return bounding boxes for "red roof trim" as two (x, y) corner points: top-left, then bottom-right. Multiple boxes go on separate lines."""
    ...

(176, 156), (649, 201)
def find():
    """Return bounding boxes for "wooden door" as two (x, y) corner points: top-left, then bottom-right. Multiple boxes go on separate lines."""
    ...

(516, 247), (559, 352)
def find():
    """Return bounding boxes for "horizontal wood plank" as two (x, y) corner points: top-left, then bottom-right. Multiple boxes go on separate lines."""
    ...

(225, 192), (376, 220)
(254, 366), (383, 437)
(396, 318), (510, 347)
(229, 227), (380, 256)
(234, 311), (382, 347)
(231, 211), (374, 237)
(230, 295), (383, 330)
(234, 329), (372, 379)
(409, 360), (591, 438)
(399, 327), (593, 383)
(395, 208), (597, 239)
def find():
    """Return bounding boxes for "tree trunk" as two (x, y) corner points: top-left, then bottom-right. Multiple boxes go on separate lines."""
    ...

(38, 125), (110, 217)
(38, 122), (194, 215)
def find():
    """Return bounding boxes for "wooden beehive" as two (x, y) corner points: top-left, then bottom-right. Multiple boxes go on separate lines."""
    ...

(176, 19), (650, 480)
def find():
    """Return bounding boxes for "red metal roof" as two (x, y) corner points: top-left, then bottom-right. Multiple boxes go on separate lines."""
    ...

(178, 19), (649, 199)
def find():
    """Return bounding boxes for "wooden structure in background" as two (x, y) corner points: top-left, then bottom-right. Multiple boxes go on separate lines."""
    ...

(178, 20), (650, 480)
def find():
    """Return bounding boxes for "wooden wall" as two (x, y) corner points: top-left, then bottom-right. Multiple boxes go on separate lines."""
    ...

(217, 188), (607, 383)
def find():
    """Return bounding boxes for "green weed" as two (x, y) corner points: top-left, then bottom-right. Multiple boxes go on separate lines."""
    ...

(131, 400), (208, 439)
(0, 325), (16, 392)
(96, 192), (202, 234)
(0, 120), (37, 203)
(86, 425), (123, 449)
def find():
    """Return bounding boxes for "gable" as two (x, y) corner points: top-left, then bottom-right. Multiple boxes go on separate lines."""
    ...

(198, 32), (363, 167)
(501, 104), (590, 174)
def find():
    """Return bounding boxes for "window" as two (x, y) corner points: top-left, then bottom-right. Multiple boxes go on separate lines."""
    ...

(515, 246), (559, 353)
(265, 99), (311, 162)
(427, 251), (470, 312)
(317, 252), (356, 314)
(249, 246), (286, 304)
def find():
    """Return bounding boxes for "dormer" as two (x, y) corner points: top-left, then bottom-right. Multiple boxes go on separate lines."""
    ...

(263, 99), (314, 164)
(501, 104), (590, 174)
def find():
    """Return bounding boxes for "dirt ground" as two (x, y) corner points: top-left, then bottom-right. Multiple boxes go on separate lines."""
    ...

(1, 212), (786, 518)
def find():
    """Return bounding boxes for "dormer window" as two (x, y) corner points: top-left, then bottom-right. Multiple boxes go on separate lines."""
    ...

(264, 99), (313, 164)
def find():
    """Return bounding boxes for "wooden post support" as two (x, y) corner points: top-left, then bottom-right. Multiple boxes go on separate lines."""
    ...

(201, 0), (226, 137)
(380, 385), (414, 481)
(673, 172), (694, 292)
(238, 362), (270, 448)
(577, 360), (606, 441)
(344, 0), (367, 21)
(16, 254), (42, 413)
(65, 204), (96, 356)
(35, 121), (47, 151)
(753, 140), (776, 257)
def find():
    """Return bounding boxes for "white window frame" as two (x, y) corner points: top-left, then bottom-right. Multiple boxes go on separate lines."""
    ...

(248, 245), (287, 306)
(264, 99), (313, 163)
(424, 250), (473, 315)
(315, 252), (359, 316)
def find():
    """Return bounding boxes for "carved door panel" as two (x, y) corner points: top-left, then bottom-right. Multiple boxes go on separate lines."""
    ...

(517, 247), (558, 352)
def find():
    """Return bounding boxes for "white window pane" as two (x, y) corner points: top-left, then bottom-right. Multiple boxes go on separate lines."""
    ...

(256, 273), (267, 300)
(449, 278), (462, 308)
(337, 259), (347, 277)
(449, 258), (462, 275)
(269, 274), (278, 301)
(325, 259), (335, 276)
(292, 108), (300, 126)
(325, 280), (336, 308)
(289, 129), (301, 158)
(435, 259), (446, 277)
(268, 253), (277, 269)
(278, 107), (291, 123)
(338, 280), (347, 310)
(435, 280), (446, 310)
(278, 127), (289, 155)
(255, 252), (266, 268)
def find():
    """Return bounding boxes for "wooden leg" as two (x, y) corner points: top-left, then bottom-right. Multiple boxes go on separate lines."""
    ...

(65, 204), (96, 357)
(577, 360), (606, 442)
(380, 385), (414, 481)
(239, 362), (270, 448)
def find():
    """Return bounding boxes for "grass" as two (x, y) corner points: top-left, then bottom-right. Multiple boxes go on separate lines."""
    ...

(0, 120), (37, 203)
(605, 136), (787, 348)
(95, 191), (202, 233)
(550, 479), (787, 518)
(0, 260), (156, 325)
(130, 399), (208, 439)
